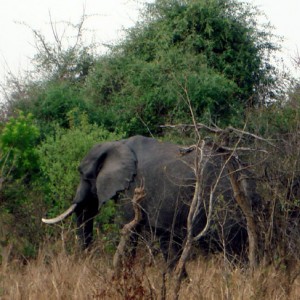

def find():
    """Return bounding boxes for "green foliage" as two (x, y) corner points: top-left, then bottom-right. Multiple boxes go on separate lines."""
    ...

(3, 0), (282, 137)
(0, 112), (44, 259)
(37, 114), (122, 217)
(0, 110), (122, 258)
(0, 112), (40, 179)
(95, 200), (120, 252)
(12, 81), (89, 136)
(248, 105), (299, 137)
(83, 0), (281, 135)
(29, 14), (96, 82)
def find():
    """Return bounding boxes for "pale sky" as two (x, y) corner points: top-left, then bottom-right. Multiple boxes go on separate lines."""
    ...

(0, 0), (299, 87)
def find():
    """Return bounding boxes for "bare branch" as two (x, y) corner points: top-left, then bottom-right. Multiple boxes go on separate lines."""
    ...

(49, 11), (62, 51)
(225, 125), (275, 147)
(193, 149), (232, 241)
(160, 123), (275, 148)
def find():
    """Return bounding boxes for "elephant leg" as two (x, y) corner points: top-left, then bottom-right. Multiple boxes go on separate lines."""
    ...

(75, 201), (98, 249)
(76, 210), (93, 248)
(128, 228), (140, 257)
(122, 224), (142, 259)
(159, 231), (184, 271)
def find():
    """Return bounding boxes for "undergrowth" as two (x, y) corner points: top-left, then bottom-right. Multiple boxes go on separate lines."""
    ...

(0, 241), (299, 300)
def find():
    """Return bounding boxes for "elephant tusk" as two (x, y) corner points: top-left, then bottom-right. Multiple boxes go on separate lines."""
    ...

(42, 203), (77, 224)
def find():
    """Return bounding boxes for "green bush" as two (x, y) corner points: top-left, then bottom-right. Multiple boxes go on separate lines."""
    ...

(37, 113), (122, 218)
(0, 111), (40, 179)
(0, 112), (45, 259)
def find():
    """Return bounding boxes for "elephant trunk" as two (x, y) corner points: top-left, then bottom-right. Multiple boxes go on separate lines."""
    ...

(42, 203), (77, 224)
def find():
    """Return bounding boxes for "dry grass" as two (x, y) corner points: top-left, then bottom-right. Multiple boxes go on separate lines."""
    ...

(1, 243), (299, 300)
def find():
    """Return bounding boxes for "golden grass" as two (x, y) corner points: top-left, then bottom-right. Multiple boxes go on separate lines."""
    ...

(1, 244), (299, 300)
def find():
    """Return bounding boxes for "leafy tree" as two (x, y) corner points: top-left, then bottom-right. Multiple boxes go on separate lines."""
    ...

(124, 0), (279, 102)
(84, 0), (282, 135)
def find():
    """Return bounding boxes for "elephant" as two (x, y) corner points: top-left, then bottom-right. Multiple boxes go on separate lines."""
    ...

(42, 135), (259, 268)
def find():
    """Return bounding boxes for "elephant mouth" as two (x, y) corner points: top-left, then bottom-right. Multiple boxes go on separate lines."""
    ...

(42, 203), (77, 224)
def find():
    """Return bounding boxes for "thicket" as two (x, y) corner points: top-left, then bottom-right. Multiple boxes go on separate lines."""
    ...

(246, 86), (300, 270)
(0, 0), (299, 285)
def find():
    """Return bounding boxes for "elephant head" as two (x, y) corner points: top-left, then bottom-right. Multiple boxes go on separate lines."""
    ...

(42, 140), (137, 247)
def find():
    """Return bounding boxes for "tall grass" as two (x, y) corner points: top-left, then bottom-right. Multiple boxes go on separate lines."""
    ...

(1, 241), (299, 299)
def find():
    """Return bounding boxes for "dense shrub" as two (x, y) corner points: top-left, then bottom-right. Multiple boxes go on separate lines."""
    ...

(37, 112), (122, 217)
(0, 112), (40, 179)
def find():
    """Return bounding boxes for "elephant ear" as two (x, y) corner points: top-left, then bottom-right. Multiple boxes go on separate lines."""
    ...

(80, 141), (137, 208)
